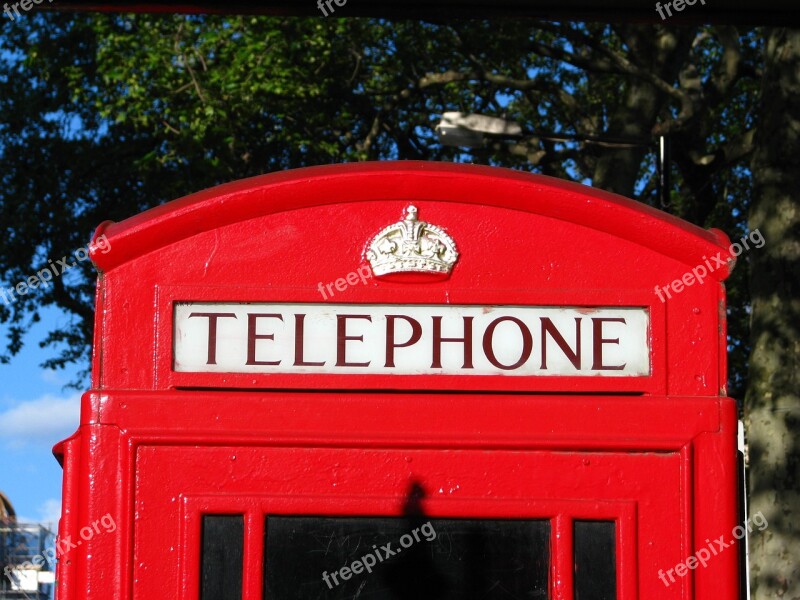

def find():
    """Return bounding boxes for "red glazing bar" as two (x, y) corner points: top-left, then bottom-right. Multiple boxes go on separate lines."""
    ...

(552, 514), (574, 600)
(244, 511), (265, 600)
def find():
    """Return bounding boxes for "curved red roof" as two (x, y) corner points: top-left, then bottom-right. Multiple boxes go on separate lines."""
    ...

(90, 161), (734, 279)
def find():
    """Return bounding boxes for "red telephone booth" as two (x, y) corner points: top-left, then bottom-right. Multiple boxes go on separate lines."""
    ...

(53, 162), (740, 599)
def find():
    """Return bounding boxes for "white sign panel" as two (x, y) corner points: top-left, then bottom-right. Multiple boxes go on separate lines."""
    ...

(174, 303), (649, 376)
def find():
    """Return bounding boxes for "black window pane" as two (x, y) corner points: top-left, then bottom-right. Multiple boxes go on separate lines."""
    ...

(574, 520), (616, 600)
(264, 516), (550, 600)
(201, 515), (243, 600)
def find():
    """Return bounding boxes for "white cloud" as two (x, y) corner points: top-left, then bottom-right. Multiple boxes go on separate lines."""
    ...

(40, 369), (65, 386)
(15, 499), (61, 529)
(38, 498), (62, 527)
(0, 394), (80, 447)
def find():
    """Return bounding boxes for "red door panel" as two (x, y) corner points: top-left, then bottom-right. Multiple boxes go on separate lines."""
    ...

(133, 446), (685, 599)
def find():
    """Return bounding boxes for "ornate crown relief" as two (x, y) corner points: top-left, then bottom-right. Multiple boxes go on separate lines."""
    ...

(366, 206), (458, 277)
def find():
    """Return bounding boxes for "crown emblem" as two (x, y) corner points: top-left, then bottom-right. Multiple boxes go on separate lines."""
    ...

(366, 206), (458, 277)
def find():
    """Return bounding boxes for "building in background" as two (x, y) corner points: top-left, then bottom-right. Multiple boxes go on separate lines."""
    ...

(0, 492), (55, 600)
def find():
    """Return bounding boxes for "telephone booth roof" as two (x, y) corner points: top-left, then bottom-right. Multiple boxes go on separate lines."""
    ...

(90, 161), (733, 277)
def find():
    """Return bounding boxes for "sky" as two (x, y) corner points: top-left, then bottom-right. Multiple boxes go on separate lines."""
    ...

(0, 306), (83, 530)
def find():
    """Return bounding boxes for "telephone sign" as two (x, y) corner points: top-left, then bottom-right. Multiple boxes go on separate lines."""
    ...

(174, 303), (650, 376)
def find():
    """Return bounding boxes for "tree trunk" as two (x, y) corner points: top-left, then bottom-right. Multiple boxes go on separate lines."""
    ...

(746, 27), (800, 599)
(592, 26), (693, 197)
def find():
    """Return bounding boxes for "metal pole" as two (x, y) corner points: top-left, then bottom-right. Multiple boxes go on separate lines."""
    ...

(658, 135), (670, 210)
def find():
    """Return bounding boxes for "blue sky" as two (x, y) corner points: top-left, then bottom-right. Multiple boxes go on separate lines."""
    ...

(0, 306), (83, 529)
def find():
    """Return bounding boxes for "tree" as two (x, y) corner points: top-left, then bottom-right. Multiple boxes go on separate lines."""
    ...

(747, 28), (800, 599)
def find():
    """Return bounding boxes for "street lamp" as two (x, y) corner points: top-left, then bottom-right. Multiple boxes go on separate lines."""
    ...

(435, 112), (523, 147)
(435, 112), (670, 208)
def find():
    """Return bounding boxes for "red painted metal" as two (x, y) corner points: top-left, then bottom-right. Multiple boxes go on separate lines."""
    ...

(54, 161), (740, 598)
